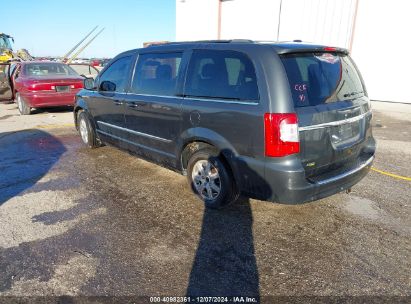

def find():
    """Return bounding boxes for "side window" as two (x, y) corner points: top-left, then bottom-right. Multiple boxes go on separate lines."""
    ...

(99, 56), (132, 92)
(131, 52), (182, 96)
(185, 50), (259, 101)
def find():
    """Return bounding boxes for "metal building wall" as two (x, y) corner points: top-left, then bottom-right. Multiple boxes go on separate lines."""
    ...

(176, 0), (409, 103)
(278, 0), (356, 48)
(176, 0), (219, 41)
(176, 0), (356, 47)
(351, 0), (410, 103)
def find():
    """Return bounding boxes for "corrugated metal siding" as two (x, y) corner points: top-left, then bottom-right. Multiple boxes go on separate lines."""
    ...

(278, 0), (356, 49)
(176, 0), (410, 103)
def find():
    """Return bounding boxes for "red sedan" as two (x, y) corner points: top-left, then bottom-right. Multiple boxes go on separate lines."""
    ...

(10, 61), (84, 115)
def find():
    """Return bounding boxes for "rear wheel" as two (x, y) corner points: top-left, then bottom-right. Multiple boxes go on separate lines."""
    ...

(77, 111), (100, 148)
(16, 93), (31, 115)
(187, 149), (238, 209)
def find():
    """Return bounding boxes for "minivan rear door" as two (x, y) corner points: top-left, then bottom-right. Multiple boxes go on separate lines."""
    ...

(281, 52), (373, 178)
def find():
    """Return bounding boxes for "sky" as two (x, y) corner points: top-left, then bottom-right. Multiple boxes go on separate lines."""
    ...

(2, 0), (176, 58)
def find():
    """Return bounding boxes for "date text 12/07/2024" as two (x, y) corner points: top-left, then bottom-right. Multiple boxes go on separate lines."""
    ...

(149, 296), (258, 303)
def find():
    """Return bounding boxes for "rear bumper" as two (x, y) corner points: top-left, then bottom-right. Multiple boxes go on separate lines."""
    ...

(242, 154), (374, 204)
(20, 90), (79, 108)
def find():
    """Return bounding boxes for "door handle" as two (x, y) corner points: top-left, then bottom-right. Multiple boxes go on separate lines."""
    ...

(127, 101), (146, 108)
(113, 100), (124, 106)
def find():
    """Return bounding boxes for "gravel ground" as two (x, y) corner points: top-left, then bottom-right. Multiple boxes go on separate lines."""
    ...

(0, 101), (409, 303)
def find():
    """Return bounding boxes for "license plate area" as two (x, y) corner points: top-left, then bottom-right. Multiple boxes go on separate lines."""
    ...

(55, 85), (70, 92)
(332, 121), (360, 144)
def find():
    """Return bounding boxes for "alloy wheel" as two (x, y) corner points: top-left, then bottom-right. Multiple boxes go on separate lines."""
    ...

(191, 159), (221, 200)
(79, 117), (89, 144)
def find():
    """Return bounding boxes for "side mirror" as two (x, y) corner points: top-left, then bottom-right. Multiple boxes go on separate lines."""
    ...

(83, 77), (95, 90)
(99, 80), (116, 92)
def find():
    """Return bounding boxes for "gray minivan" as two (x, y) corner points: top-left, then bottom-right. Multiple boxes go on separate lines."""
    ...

(74, 40), (375, 208)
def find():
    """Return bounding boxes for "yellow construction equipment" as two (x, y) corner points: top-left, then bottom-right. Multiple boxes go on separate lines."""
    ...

(0, 33), (32, 63)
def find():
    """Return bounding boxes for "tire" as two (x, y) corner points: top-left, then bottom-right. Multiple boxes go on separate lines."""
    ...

(16, 93), (31, 115)
(77, 110), (100, 148)
(187, 149), (238, 209)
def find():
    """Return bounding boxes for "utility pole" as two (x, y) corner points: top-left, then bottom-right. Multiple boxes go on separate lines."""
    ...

(218, 0), (234, 39)
(277, 0), (283, 41)
(218, 0), (222, 39)
(349, 0), (360, 53)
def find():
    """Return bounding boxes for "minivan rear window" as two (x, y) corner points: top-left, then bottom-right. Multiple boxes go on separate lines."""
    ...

(281, 53), (365, 107)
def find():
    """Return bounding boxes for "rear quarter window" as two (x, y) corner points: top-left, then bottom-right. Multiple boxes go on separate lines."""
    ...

(185, 49), (259, 101)
(281, 53), (365, 107)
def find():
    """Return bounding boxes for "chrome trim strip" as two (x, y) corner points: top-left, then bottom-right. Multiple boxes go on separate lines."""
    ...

(315, 156), (374, 185)
(96, 130), (175, 159)
(126, 93), (184, 99)
(126, 93), (259, 105)
(184, 97), (259, 106)
(299, 111), (371, 132)
(97, 121), (172, 143)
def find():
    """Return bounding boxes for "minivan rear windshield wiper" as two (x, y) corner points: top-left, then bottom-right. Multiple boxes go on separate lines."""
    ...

(343, 91), (364, 98)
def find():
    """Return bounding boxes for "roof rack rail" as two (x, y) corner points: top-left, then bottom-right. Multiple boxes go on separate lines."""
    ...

(146, 39), (255, 46)
(229, 39), (254, 43)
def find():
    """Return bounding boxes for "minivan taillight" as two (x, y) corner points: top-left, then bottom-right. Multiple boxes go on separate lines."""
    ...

(264, 113), (300, 157)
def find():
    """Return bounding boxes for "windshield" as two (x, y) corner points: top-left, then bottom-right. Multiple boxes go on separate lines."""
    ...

(23, 63), (78, 77)
(281, 53), (365, 107)
(0, 35), (13, 51)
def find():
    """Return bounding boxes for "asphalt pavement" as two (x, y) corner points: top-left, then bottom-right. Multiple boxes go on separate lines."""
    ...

(0, 101), (409, 303)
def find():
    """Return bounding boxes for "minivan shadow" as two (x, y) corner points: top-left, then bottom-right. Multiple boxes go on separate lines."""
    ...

(0, 129), (66, 205)
(186, 197), (260, 298)
(186, 150), (274, 298)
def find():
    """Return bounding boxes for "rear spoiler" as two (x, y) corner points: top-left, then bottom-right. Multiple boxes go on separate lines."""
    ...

(276, 46), (349, 55)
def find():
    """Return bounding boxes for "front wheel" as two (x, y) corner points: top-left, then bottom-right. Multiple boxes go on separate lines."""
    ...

(16, 93), (31, 115)
(77, 111), (100, 148)
(187, 149), (238, 209)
